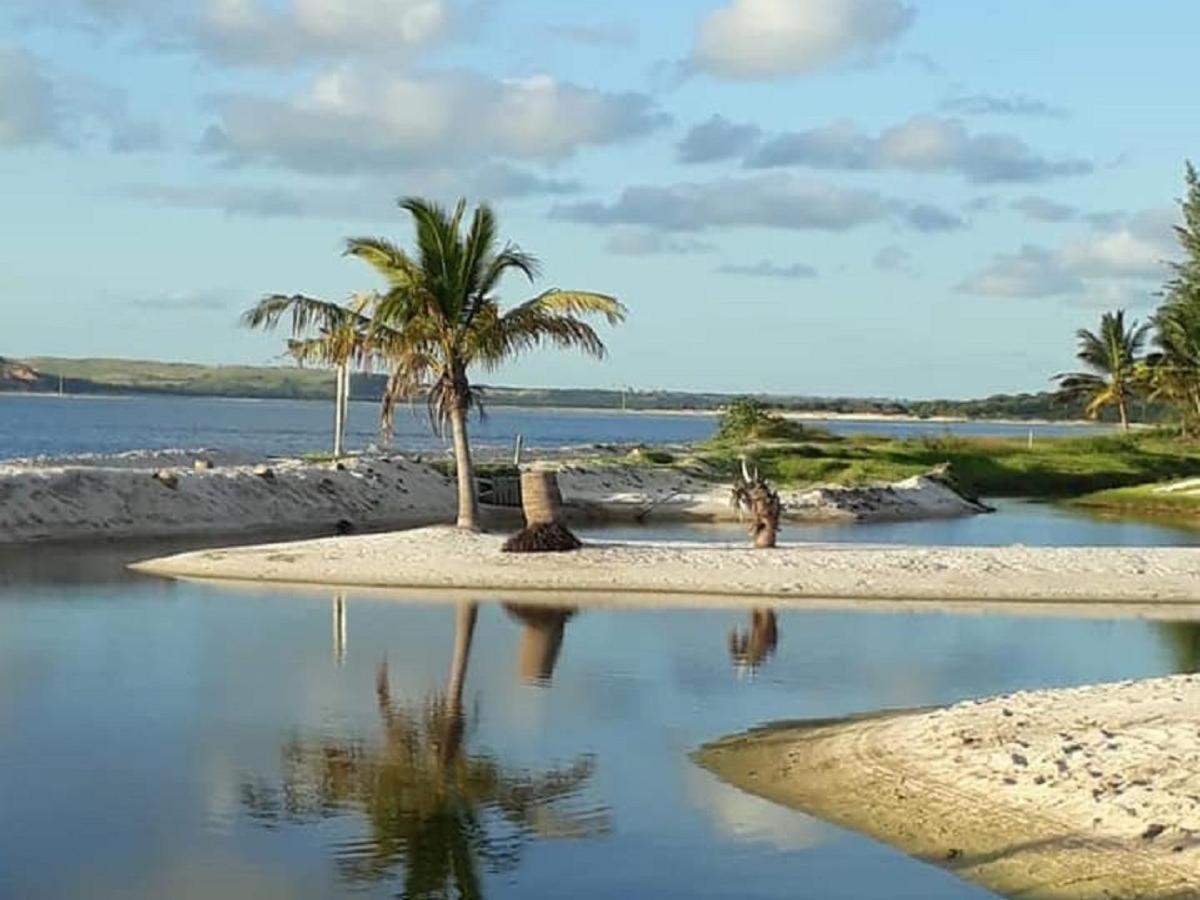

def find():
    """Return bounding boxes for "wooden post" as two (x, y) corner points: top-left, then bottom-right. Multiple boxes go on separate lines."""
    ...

(333, 361), (346, 458)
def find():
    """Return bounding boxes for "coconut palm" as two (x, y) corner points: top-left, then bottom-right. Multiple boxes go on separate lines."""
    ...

(240, 601), (605, 897)
(1053, 310), (1150, 430)
(345, 198), (626, 530)
(243, 293), (377, 456)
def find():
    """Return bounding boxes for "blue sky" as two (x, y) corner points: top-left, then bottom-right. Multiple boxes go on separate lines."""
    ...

(2, 0), (1197, 398)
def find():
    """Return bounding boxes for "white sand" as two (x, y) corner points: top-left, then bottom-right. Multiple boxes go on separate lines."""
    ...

(131, 525), (1200, 604)
(699, 675), (1200, 898)
(0, 448), (983, 545)
(555, 463), (986, 522)
(0, 452), (456, 544)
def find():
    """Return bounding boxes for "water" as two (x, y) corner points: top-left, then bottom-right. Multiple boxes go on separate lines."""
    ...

(2, 515), (1199, 899)
(0, 394), (1108, 460)
(586, 498), (1200, 547)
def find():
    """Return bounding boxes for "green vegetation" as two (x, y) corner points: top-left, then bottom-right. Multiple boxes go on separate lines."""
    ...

(693, 432), (1200, 498)
(1053, 163), (1200, 435)
(1072, 482), (1200, 515)
(712, 397), (828, 443)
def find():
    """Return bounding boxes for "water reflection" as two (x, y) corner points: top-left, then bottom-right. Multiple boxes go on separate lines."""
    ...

(332, 593), (347, 667)
(728, 609), (779, 676)
(502, 604), (576, 685)
(1158, 621), (1200, 672)
(241, 601), (607, 898)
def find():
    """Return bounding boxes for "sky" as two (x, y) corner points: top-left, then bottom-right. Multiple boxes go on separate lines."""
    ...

(1, 0), (1198, 399)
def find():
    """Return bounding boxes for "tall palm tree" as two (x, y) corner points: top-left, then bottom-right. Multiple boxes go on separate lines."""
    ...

(1054, 310), (1150, 431)
(345, 198), (626, 530)
(243, 293), (377, 457)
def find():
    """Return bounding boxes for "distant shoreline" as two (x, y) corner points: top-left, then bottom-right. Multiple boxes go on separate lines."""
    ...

(0, 390), (1112, 429)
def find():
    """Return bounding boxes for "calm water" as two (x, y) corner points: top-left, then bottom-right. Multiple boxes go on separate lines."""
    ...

(0, 394), (1108, 460)
(2, 512), (1199, 899)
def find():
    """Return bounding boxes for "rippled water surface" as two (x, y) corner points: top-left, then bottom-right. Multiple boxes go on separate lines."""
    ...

(2, 517), (1199, 899)
(0, 393), (1110, 460)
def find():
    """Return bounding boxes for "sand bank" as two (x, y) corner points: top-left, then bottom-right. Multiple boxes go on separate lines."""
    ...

(697, 675), (1200, 899)
(554, 464), (987, 522)
(131, 525), (1200, 604)
(0, 448), (984, 545)
(0, 450), (456, 544)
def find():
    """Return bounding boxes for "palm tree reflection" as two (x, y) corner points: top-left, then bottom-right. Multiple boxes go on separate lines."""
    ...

(728, 609), (779, 676)
(241, 601), (607, 898)
(502, 604), (575, 685)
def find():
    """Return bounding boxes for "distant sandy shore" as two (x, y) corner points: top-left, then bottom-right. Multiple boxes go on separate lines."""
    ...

(697, 675), (1200, 899)
(131, 525), (1200, 605)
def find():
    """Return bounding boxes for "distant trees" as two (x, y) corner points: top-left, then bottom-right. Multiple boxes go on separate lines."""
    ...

(1056, 162), (1200, 435)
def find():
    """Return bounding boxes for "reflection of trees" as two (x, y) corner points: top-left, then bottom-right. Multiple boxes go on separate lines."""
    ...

(728, 609), (779, 675)
(241, 601), (607, 898)
(502, 604), (575, 685)
(1158, 621), (1200, 673)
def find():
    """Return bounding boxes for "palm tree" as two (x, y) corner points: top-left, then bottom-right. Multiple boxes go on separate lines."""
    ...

(1144, 294), (1200, 435)
(1054, 310), (1150, 431)
(243, 293), (376, 457)
(345, 198), (626, 530)
(240, 601), (605, 897)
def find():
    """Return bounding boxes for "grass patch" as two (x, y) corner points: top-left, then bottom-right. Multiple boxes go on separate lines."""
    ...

(696, 433), (1200, 497)
(1072, 482), (1200, 516)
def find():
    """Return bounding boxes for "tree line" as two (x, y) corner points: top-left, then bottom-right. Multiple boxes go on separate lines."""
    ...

(1056, 163), (1200, 433)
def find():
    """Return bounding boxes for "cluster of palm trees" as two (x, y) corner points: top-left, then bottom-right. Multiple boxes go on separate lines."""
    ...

(1055, 164), (1200, 433)
(243, 197), (626, 529)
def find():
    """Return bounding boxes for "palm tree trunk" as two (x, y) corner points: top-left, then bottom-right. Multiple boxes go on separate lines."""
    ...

(448, 401), (479, 530)
(1118, 398), (1129, 431)
(333, 361), (346, 457)
(446, 601), (478, 713)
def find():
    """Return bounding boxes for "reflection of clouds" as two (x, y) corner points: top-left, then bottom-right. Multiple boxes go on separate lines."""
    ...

(684, 766), (829, 852)
(79, 852), (312, 900)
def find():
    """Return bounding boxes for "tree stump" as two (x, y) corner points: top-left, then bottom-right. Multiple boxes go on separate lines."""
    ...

(502, 469), (582, 553)
(732, 465), (782, 549)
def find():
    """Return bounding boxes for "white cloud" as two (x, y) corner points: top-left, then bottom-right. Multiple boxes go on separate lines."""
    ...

(959, 209), (1177, 299)
(717, 260), (818, 278)
(747, 115), (1091, 183)
(941, 93), (1067, 119)
(554, 173), (888, 232)
(692, 0), (915, 79)
(555, 173), (963, 238)
(0, 45), (160, 152)
(677, 114), (762, 163)
(203, 67), (668, 173)
(605, 227), (714, 256)
(0, 47), (61, 146)
(193, 0), (451, 66)
(1011, 195), (1076, 223)
(15, 0), (453, 68)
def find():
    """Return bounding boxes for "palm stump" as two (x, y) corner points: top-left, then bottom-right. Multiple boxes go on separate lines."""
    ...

(502, 470), (582, 553)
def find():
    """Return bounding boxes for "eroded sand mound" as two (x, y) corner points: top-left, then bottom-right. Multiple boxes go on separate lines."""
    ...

(0, 453), (456, 543)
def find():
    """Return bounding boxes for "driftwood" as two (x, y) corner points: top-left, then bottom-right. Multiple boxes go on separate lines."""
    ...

(731, 459), (782, 549)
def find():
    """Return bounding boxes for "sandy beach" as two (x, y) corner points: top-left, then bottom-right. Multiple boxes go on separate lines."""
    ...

(697, 675), (1200, 899)
(131, 525), (1200, 605)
